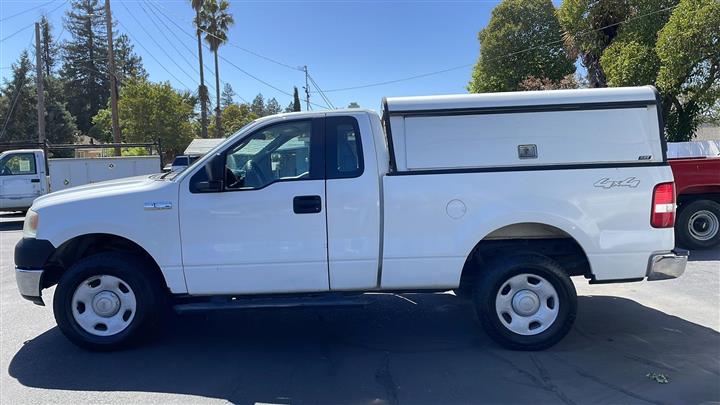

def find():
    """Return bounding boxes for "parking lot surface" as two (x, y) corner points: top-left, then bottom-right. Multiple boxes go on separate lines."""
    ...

(1, 212), (718, 404)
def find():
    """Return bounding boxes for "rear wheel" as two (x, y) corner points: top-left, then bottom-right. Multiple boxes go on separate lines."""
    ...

(53, 252), (165, 351)
(473, 253), (577, 350)
(676, 199), (720, 250)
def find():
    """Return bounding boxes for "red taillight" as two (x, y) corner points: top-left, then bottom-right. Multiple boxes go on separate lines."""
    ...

(651, 182), (675, 228)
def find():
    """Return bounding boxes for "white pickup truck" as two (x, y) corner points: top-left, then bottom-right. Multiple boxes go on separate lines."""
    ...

(15, 86), (687, 351)
(0, 147), (161, 211)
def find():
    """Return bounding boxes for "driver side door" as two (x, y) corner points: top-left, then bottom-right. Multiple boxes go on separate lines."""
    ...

(178, 118), (329, 295)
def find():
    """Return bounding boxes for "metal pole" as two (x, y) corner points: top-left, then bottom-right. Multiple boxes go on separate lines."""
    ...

(303, 65), (311, 111)
(105, 0), (122, 156)
(34, 23), (46, 144)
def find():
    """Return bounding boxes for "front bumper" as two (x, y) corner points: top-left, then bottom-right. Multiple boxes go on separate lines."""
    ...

(14, 238), (56, 306)
(647, 248), (689, 281)
(16, 269), (45, 305)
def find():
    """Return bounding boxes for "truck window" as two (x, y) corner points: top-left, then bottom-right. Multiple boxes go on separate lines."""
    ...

(326, 116), (363, 179)
(225, 120), (316, 190)
(0, 153), (36, 176)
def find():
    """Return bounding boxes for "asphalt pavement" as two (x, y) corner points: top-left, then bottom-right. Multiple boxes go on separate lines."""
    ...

(0, 212), (718, 404)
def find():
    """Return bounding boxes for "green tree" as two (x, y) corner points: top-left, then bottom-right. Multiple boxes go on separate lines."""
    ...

(60, 0), (109, 134)
(656, 0), (720, 141)
(468, 0), (575, 93)
(44, 76), (78, 144)
(91, 79), (195, 156)
(251, 93), (265, 116)
(199, 0), (234, 137)
(40, 15), (59, 77)
(209, 103), (256, 135)
(190, 0), (209, 138)
(221, 83), (235, 108)
(265, 97), (281, 115)
(347, 102), (360, 108)
(292, 86), (301, 112)
(0, 52), (36, 141)
(558, 0), (678, 88)
(114, 33), (147, 82)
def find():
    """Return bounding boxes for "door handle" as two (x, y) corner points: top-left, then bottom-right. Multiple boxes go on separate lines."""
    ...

(30, 178), (40, 183)
(293, 195), (322, 214)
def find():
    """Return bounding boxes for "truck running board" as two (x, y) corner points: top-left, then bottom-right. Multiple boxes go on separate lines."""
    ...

(172, 294), (372, 314)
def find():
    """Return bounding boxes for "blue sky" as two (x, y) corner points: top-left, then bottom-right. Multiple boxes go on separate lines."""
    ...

(1, 0), (507, 111)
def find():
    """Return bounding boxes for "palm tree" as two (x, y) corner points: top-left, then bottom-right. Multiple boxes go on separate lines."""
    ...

(190, 0), (209, 138)
(199, 0), (234, 138)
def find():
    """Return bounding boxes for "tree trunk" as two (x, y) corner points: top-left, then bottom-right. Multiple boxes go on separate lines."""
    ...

(214, 49), (222, 137)
(196, 10), (208, 139)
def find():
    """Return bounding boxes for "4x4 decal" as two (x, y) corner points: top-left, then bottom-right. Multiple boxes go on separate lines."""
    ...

(594, 177), (640, 189)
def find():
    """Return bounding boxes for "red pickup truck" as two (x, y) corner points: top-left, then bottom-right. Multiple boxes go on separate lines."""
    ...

(670, 157), (720, 249)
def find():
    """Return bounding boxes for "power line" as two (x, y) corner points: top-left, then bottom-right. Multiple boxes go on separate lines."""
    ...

(319, 3), (681, 93)
(142, 0), (247, 104)
(116, 20), (193, 91)
(0, 0), (57, 23)
(136, 0), (218, 95)
(0, 0), (68, 43)
(145, 1), (320, 107)
(307, 73), (335, 109)
(1, 36), (35, 138)
(148, 0), (301, 72)
(119, 2), (200, 90)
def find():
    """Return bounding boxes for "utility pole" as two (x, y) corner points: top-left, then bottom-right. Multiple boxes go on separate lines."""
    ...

(105, 0), (121, 156)
(34, 22), (46, 144)
(303, 65), (311, 111)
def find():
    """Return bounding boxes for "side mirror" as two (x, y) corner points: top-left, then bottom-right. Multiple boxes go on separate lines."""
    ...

(190, 153), (225, 193)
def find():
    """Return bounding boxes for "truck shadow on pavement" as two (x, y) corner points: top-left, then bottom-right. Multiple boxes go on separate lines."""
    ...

(9, 294), (720, 404)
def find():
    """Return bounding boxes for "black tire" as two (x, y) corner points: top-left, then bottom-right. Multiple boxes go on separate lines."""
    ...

(676, 199), (720, 250)
(473, 253), (577, 351)
(53, 252), (166, 351)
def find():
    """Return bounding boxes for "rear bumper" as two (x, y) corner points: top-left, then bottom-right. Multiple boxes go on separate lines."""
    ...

(647, 248), (689, 281)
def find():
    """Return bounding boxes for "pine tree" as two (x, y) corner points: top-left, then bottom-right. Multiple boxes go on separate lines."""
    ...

(44, 77), (78, 144)
(40, 15), (59, 77)
(292, 86), (301, 112)
(0, 52), (37, 141)
(250, 93), (265, 116)
(265, 98), (281, 116)
(114, 33), (147, 82)
(60, 0), (109, 134)
(221, 83), (236, 108)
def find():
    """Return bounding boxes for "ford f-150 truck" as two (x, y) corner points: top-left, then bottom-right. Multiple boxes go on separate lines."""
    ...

(14, 86), (687, 351)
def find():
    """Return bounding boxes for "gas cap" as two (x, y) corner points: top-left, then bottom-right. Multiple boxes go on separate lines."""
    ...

(446, 199), (467, 219)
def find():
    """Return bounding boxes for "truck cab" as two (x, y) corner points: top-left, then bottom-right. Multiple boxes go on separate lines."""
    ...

(0, 149), (47, 211)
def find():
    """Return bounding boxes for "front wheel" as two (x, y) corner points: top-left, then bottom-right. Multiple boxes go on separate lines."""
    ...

(676, 199), (720, 250)
(53, 252), (165, 351)
(473, 253), (577, 350)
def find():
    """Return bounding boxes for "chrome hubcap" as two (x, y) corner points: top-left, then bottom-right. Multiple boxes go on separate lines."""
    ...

(688, 210), (719, 241)
(71, 275), (137, 337)
(495, 273), (559, 336)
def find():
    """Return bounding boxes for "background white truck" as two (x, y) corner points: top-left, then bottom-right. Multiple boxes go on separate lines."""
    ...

(14, 86), (687, 351)
(0, 143), (161, 211)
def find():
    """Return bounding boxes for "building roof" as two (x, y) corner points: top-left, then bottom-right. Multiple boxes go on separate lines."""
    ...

(184, 138), (225, 156)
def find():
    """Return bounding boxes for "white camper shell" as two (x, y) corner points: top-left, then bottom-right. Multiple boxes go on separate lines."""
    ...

(383, 87), (664, 171)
